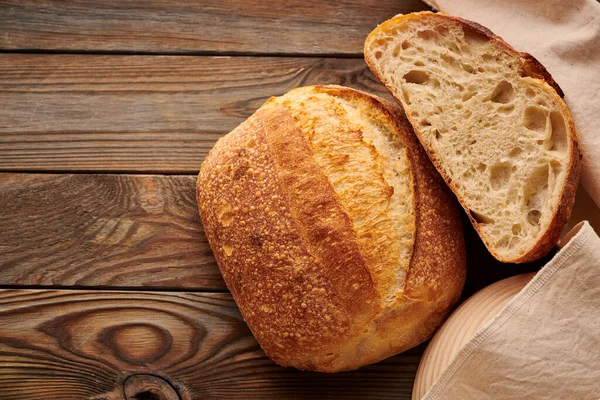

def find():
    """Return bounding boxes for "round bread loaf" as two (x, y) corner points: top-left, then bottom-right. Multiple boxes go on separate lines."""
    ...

(196, 85), (466, 372)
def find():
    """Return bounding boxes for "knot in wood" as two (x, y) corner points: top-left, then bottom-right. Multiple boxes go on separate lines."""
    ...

(123, 374), (181, 400)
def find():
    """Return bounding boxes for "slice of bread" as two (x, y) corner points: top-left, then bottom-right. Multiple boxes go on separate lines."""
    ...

(365, 12), (581, 263)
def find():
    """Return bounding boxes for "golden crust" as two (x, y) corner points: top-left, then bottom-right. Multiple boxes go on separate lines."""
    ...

(364, 12), (581, 263)
(197, 85), (466, 371)
(274, 86), (417, 300)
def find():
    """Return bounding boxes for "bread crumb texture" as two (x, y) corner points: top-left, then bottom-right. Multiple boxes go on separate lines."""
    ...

(197, 85), (465, 371)
(365, 12), (580, 262)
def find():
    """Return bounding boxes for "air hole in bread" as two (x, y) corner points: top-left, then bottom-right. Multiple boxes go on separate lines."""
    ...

(523, 164), (549, 212)
(402, 40), (411, 50)
(401, 87), (411, 105)
(463, 64), (475, 74)
(496, 236), (511, 248)
(525, 88), (536, 98)
(490, 161), (512, 190)
(498, 104), (515, 114)
(546, 111), (567, 153)
(375, 38), (390, 47)
(448, 42), (461, 53)
(512, 223), (522, 235)
(417, 30), (436, 40)
(375, 51), (383, 59)
(440, 53), (455, 65)
(435, 25), (450, 36)
(523, 106), (547, 132)
(470, 209), (495, 224)
(462, 25), (490, 46)
(403, 70), (430, 84)
(490, 80), (515, 104)
(464, 109), (473, 118)
(527, 210), (542, 226)
(477, 67), (485, 73)
(392, 44), (401, 57)
(482, 53), (494, 62)
(462, 92), (477, 102)
(414, 61), (425, 67)
(420, 119), (432, 127)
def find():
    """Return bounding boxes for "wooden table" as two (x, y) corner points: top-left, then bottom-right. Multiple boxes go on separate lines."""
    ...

(0, 1), (592, 399)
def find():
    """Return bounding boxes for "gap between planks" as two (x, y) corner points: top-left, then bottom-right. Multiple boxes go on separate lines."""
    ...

(0, 284), (229, 293)
(0, 49), (367, 58)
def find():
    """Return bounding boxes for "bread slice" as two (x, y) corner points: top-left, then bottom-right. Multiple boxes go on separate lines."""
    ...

(197, 85), (466, 372)
(365, 12), (581, 263)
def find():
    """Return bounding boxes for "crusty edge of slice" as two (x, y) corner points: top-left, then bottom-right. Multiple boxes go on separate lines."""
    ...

(364, 11), (582, 263)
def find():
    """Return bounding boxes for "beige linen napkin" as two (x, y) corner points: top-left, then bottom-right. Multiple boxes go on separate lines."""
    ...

(422, 221), (600, 399)
(422, 0), (600, 208)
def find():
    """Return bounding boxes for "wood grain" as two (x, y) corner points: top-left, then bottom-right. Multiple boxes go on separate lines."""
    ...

(0, 0), (429, 56)
(124, 375), (181, 400)
(0, 173), (224, 290)
(0, 172), (569, 290)
(0, 54), (391, 173)
(0, 290), (423, 399)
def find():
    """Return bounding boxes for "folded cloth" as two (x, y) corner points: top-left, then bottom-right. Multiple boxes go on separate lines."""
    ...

(422, 0), (600, 208)
(422, 221), (600, 399)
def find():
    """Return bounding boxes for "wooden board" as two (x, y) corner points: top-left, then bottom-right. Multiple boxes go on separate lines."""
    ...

(0, 172), (554, 291)
(0, 0), (429, 56)
(0, 54), (391, 173)
(0, 173), (224, 290)
(0, 289), (423, 399)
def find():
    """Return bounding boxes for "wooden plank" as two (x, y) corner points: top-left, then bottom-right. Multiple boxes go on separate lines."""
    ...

(0, 289), (423, 399)
(1, 172), (575, 290)
(0, 54), (392, 173)
(0, 0), (429, 56)
(0, 173), (225, 290)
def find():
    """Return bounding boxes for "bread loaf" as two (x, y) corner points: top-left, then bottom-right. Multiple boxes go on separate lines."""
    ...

(197, 85), (466, 372)
(364, 12), (581, 263)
